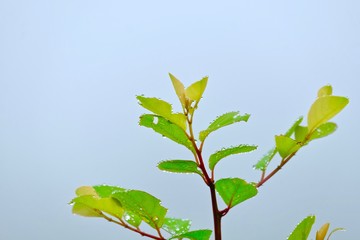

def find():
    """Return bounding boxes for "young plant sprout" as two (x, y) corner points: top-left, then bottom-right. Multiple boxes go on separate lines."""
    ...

(70, 74), (348, 240)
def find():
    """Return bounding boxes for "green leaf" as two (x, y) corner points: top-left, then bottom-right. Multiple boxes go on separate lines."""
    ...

(185, 76), (208, 102)
(112, 190), (167, 229)
(209, 144), (257, 170)
(295, 126), (308, 142)
(92, 185), (141, 227)
(123, 211), (142, 227)
(275, 135), (300, 158)
(284, 116), (304, 137)
(215, 178), (258, 208)
(139, 114), (195, 153)
(169, 73), (186, 108)
(310, 122), (337, 140)
(199, 112), (250, 142)
(93, 185), (125, 198)
(162, 217), (191, 236)
(318, 85), (332, 97)
(71, 195), (124, 218)
(254, 117), (303, 171)
(137, 96), (186, 130)
(170, 229), (212, 240)
(158, 160), (202, 175)
(308, 95), (349, 133)
(287, 215), (315, 240)
(253, 147), (277, 171)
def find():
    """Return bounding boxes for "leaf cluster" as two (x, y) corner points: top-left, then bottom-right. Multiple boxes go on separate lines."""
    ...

(71, 185), (210, 239)
(254, 85), (348, 174)
(70, 76), (349, 240)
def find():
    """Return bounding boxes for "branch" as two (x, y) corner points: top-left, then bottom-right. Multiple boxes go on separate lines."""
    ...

(256, 151), (297, 188)
(98, 211), (165, 240)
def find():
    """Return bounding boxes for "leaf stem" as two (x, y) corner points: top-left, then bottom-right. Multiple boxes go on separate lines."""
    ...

(219, 206), (230, 217)
(98, 212), (165, 240)
(256, 151), (297, 188)
(259, 170), (266, 183)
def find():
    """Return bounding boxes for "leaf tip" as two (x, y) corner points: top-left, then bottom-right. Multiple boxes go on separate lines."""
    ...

(318, 85), (333, 97)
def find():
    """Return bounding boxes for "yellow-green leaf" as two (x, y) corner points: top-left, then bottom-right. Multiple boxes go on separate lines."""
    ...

(72, 185), (124, 218)
(137, 96), (187, 130)
(72, 202), (103, 217)
(295, 126), (308, 142)
(75, 186), (98, 197)
(139, 114), (195, 153)
(275, 135), (300, 158)
(308, 95), (348, 133)
(169, 73), (186, 108)
(316, 223), (330, 240)
(318, 85), (333, 97)
(185, 76), (208, 102)
(71, 195), (124, 218)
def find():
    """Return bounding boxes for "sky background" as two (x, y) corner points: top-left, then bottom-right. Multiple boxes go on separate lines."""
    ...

(0, 1), (359, 239)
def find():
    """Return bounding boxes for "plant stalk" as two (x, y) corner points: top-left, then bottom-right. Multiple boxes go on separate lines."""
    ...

(187, 106), (223, 240)
(210, 183), (222, 240)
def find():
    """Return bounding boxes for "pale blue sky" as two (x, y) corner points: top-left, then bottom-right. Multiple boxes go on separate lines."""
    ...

(0, 1), (359, 239)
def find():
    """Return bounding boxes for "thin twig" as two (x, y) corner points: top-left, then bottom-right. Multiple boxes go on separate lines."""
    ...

(256, 151), (297, 188)
(99, 212), (165, 240)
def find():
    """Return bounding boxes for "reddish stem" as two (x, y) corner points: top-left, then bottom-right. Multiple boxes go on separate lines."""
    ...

(187, 113), (223, 240)
(100, 213), (165, 240)
(256, 151), (297, 188)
